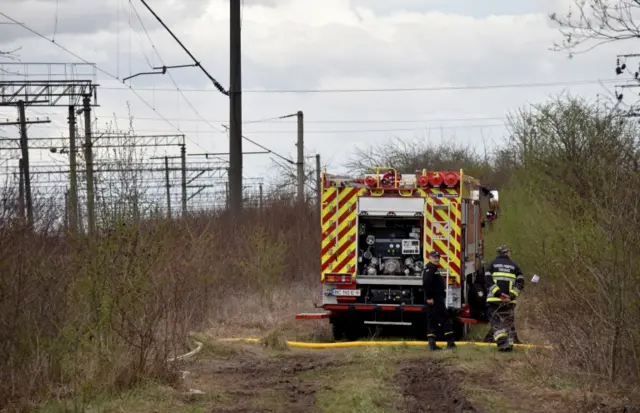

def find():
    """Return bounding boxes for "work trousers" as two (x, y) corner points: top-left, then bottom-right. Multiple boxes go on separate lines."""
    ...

(426, 300), (454, 340)
(487, 303), (516, 350)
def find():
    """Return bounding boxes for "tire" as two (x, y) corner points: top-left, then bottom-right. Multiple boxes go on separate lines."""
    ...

(453, 320), (468, 342)
(331, 313), (365, 342)
(330, 316), (345, 341)
(344, 315), (364, 341)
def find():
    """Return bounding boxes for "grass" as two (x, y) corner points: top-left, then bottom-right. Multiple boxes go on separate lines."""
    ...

(188, 332), (250, 360)
(35, 382), (181, 413)
(464, 384), (516, 413)
(31, 339), (638, 413)
(308, 348), (401, 413)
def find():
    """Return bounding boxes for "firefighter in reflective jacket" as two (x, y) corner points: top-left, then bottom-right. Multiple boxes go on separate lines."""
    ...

(484, 245), (525, 352)
(422, 250), (456, 351)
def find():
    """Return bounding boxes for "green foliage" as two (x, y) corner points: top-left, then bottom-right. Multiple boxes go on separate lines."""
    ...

(353, 95), (640, 384)
(496, 96), (640, 383)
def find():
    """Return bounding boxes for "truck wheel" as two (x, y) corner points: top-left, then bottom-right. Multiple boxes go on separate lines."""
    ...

(331, 319), (345, 341)
(331, 314), (364, 341)
(344, 315), (364, 341)
(453, 321), (468, 342)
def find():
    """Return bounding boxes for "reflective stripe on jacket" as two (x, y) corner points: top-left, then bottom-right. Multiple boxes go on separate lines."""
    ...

(484, 255), (525, 304)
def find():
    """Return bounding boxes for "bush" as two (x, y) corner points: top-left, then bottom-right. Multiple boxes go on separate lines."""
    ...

(0, 197), (318, 411)
(350, 96), (640, 385)
(493, 96), (640, 383)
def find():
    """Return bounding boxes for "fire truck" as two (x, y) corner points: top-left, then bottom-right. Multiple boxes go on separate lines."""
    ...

(297, 167), (500, 341)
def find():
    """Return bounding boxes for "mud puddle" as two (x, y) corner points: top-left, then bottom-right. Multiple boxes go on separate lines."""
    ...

(186, 352), (339, 413)
(396, 357), (481, 413)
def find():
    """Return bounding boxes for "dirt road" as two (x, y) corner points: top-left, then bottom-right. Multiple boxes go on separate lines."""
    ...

(193, 353), (338, 413)
(185, 347), (481, 413)
(58, 339), (638, 413)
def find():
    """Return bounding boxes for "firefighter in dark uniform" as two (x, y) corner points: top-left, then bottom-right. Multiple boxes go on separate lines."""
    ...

(422, 250), (456, 351)
(484, 245), (525, 352)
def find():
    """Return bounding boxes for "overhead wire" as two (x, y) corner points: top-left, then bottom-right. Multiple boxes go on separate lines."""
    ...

(136, 0), (228, 96)
(0, 112), (509, 125)
(0, 9), (248, 167)
(102, 123), (506, 135)
(89, 115), (508, 124)
(128, 1), (217, 156)
(99, 78), (625, 94)
(0, 11), (196, 152)
(129, 1), (292, 163)
(0, 9), (293, 172)
(52, 0), (59, 42)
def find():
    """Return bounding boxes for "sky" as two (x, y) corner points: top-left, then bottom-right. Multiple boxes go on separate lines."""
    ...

(0, 0), (632, 207)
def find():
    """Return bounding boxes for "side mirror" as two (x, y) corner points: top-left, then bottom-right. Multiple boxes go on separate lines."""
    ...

(489, 190), (499, 209)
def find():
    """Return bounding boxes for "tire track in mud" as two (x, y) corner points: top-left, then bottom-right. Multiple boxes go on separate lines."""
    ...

(396, 357), (481, 413)
(189, 353), (339, 413)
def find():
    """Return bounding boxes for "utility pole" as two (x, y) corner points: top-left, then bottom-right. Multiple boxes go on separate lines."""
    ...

(17, 100), (33, 227)
(82, 96), (95, 235)
(67, 105), (78, 232)
(296, 110), (304, 203)
(180, 144), (187, 218)
(316, 153), (321, 213)
(152, 151), (188, 218)
(18, 158), (25, 219)
(259, 183), (263, 209)
(225, 181), (229, 210)
(229, 0), (243, 214)
(164, 155), (172, 219)
(64, 189), (69, 231)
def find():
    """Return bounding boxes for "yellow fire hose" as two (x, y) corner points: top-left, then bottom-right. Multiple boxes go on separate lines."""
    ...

(169, 337), (551, 362)
(219, 338), (552, 350)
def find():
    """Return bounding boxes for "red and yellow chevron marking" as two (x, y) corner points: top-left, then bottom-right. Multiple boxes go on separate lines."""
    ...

(424, 197), (463, 285)
(320, 186), (338, 281)
(423, 187), (459, 197)
(320, 186), (366, 281)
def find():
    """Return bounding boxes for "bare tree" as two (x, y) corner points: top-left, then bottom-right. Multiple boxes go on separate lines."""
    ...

(268, 155), (327, 202)
(342, 136), (511, 185)
(549, 0), (640, 56)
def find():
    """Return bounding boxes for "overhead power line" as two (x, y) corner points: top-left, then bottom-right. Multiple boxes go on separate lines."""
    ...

(128, 1), (224, 137)
(98, 78), (624, 94)
(0, 11), (199, 146)
(88, 123), (506, 135)
(140, 116), (505, 124)
(0, 110), (509, 125)
(0, 11), (287, 159)
(136, 0), (228, 96)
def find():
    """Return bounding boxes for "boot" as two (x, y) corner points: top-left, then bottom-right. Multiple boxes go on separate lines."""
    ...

(446, 339), (457, 350)
(428, 337), (442, 351)
(497, 339), (513, 352)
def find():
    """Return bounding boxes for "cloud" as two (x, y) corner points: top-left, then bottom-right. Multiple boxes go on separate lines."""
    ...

(0, 0), (627, 203)
(0, 0), (209, 44)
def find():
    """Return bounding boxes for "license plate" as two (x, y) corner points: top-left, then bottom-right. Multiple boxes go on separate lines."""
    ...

(331, 289), (361, 297)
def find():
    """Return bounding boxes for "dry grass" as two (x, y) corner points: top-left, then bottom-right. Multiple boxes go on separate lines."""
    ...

(0, 199), (320, 412)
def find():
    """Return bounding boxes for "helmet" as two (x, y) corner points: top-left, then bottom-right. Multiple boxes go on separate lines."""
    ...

(497, 245), (510, 255)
